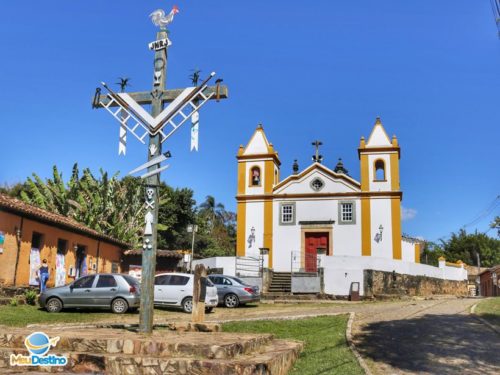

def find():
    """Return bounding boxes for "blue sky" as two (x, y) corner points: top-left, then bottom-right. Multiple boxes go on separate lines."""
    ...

(0, 1), (498, 242)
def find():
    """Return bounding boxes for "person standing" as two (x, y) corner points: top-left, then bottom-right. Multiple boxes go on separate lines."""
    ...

(38, 259), (50, 293)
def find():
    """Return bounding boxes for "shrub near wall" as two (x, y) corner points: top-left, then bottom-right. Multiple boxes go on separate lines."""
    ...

(364, 270), (468, 297)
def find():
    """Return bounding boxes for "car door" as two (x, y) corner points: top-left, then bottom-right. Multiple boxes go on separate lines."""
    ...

(154, 275), (170, 303)
(93, 275), (119, 307)
(166, 275), (191, 305)
(65, 275), (96, 307)
(209, 276), (225, 300)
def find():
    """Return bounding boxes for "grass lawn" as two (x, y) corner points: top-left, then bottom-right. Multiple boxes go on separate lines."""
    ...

(223, 315), (363, 375)
(475, 297), (500, 327)
(0, 304), (113, 327)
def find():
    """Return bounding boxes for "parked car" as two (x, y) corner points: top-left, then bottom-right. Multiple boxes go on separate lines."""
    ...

(153, 273), (218, 313)
(39, 273), (140, 314)
(207, 274), (260, 308)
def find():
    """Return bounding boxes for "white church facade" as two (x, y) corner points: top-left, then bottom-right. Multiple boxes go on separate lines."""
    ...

(236, 118), (421, 272)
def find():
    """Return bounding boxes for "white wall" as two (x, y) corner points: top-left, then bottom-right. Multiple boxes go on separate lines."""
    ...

(369, 198), (393, 259)
(401, 239), (416, 262)
(192, 257), (236, 276)
(245, 201), (264, 258)
(320, 255), (467, 296)
(272, 197), (362, 272)
(368, 153), (392, 191)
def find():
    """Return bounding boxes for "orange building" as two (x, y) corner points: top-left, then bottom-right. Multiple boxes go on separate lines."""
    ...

(0, 194), (129, 288)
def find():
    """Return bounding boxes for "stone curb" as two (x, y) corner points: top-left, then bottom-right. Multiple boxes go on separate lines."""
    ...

(346, 312), (372, 375)
(470, 302), (500, 335)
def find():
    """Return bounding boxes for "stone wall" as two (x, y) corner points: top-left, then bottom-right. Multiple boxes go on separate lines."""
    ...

(364, 270), (468, 297)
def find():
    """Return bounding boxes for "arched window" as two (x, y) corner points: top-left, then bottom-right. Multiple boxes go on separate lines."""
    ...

(250, 166), (261, 186)
(274, 169), (278, 184)
(374, 160), (386, 181)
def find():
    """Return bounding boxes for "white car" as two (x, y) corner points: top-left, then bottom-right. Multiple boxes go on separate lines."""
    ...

(153, 273), (218, 313)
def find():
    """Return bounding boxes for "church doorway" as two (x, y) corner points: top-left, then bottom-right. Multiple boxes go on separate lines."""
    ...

(304, 232), (329, 272)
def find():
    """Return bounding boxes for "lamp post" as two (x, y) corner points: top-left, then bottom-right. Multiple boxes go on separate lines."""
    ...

(492, 272), (498, 297)
(187, 224), (198, 273)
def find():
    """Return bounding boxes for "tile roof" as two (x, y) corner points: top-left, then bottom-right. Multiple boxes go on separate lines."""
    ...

(124, 249), (184, 258)
(0, 193), (130, 248)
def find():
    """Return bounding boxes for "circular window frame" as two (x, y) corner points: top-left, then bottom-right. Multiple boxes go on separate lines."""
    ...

(310, 177), (325, 192)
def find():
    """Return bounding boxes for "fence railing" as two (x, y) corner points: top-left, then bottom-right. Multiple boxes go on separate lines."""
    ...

(290, 251), (321, 275)
(235, 256), (262, 277)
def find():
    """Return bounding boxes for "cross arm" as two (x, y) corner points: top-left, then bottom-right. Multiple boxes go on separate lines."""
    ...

(93, 85), (228, 108)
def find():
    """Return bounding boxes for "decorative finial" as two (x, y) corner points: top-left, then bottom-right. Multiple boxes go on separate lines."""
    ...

(375, 117), (382, 125)
(392, 135), (398, 147)
(359, 136), (366, 148)
(257, 123), (263, 129)
(150, 5), (180, 30)
(334, 158), (349, 175)
(292, 159), (299, 174)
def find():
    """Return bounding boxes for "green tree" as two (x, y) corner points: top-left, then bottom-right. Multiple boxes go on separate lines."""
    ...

(420, 241), (445, 266)
(491, 216), (500, 237)
(440, 229), (500, 267)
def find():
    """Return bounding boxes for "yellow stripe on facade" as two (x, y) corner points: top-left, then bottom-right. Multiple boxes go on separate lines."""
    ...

(263, 200), (273, 268)
(415, 242), (421, 263)
(391, 197), (402, 260)
(237, 162), (246, 195)
(360, 154), (369, 191)
(390, 153), (400, 191)
(236, 202), (246, 256)
(361, 197), (371, 256)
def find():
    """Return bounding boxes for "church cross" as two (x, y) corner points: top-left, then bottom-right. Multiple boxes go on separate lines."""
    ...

(312, 140), (323, 163)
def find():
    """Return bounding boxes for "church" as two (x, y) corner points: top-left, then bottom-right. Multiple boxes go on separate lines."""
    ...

(235, 117), (421, 272)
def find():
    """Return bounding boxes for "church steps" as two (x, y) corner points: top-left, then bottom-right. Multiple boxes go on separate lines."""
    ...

(0, 339), (302, 374)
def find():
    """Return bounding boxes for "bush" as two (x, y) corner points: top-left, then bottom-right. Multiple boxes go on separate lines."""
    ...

(9, 298), (18, 307)
(24, 290), (38, 306)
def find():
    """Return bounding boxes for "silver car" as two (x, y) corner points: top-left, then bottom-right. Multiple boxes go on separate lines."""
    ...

(39, 273), (140, 314)
(208, 274), (260, 308)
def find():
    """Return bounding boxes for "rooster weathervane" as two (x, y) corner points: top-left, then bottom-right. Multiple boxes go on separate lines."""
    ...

(149, 5), (179, 30)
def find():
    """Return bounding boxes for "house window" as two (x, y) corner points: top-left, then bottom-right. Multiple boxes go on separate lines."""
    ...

(250, 166), (261, 186)
(374, 160), (386, 181)
(280, 203), (296, 225)
(338, 201), (356, 224)
(57, 239), (68, 255)
(31, 232), (44, 249)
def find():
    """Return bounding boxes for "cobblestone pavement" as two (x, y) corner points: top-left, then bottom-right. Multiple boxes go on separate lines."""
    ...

(30, 298), (499, 374)
(351, 298), (500, 375)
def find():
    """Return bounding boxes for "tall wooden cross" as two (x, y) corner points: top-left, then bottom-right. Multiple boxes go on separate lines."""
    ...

(93, 14), (228, 333)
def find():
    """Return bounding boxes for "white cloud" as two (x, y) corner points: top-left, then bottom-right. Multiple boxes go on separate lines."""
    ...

(401, 206), (417, 221)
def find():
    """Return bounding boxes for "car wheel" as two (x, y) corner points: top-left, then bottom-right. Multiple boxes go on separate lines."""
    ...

(224, 294), (239, 308)
(46, 298), (62, 313)
(205, 307), (214, 313)
(182, 297), (193, 313)
(111, 298), (128, 314)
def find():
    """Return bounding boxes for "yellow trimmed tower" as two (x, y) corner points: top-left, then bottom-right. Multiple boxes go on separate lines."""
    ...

(358, 117), (403, 260)
(236, 124), (280, 267)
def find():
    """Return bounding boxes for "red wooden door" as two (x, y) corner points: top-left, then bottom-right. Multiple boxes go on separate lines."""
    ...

(304, 232), (328, 272)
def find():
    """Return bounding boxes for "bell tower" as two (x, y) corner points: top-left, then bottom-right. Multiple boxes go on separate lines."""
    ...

(236, 124), (280, 267)
(358, 117), (402, 259)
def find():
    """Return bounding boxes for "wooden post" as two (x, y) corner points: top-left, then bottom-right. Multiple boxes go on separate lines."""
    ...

(139, 29), (168, 333)
(192, 264), (207, 323)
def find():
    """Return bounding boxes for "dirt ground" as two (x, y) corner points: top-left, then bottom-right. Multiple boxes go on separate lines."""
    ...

(29, 298), (500, 374)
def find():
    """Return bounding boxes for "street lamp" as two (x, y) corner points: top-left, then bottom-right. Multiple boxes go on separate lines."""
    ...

(187, 224), (198, 273)
(492, 272), (498, 296)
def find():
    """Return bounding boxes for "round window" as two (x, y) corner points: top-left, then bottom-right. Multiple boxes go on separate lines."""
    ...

(310, 177), (325, 192)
